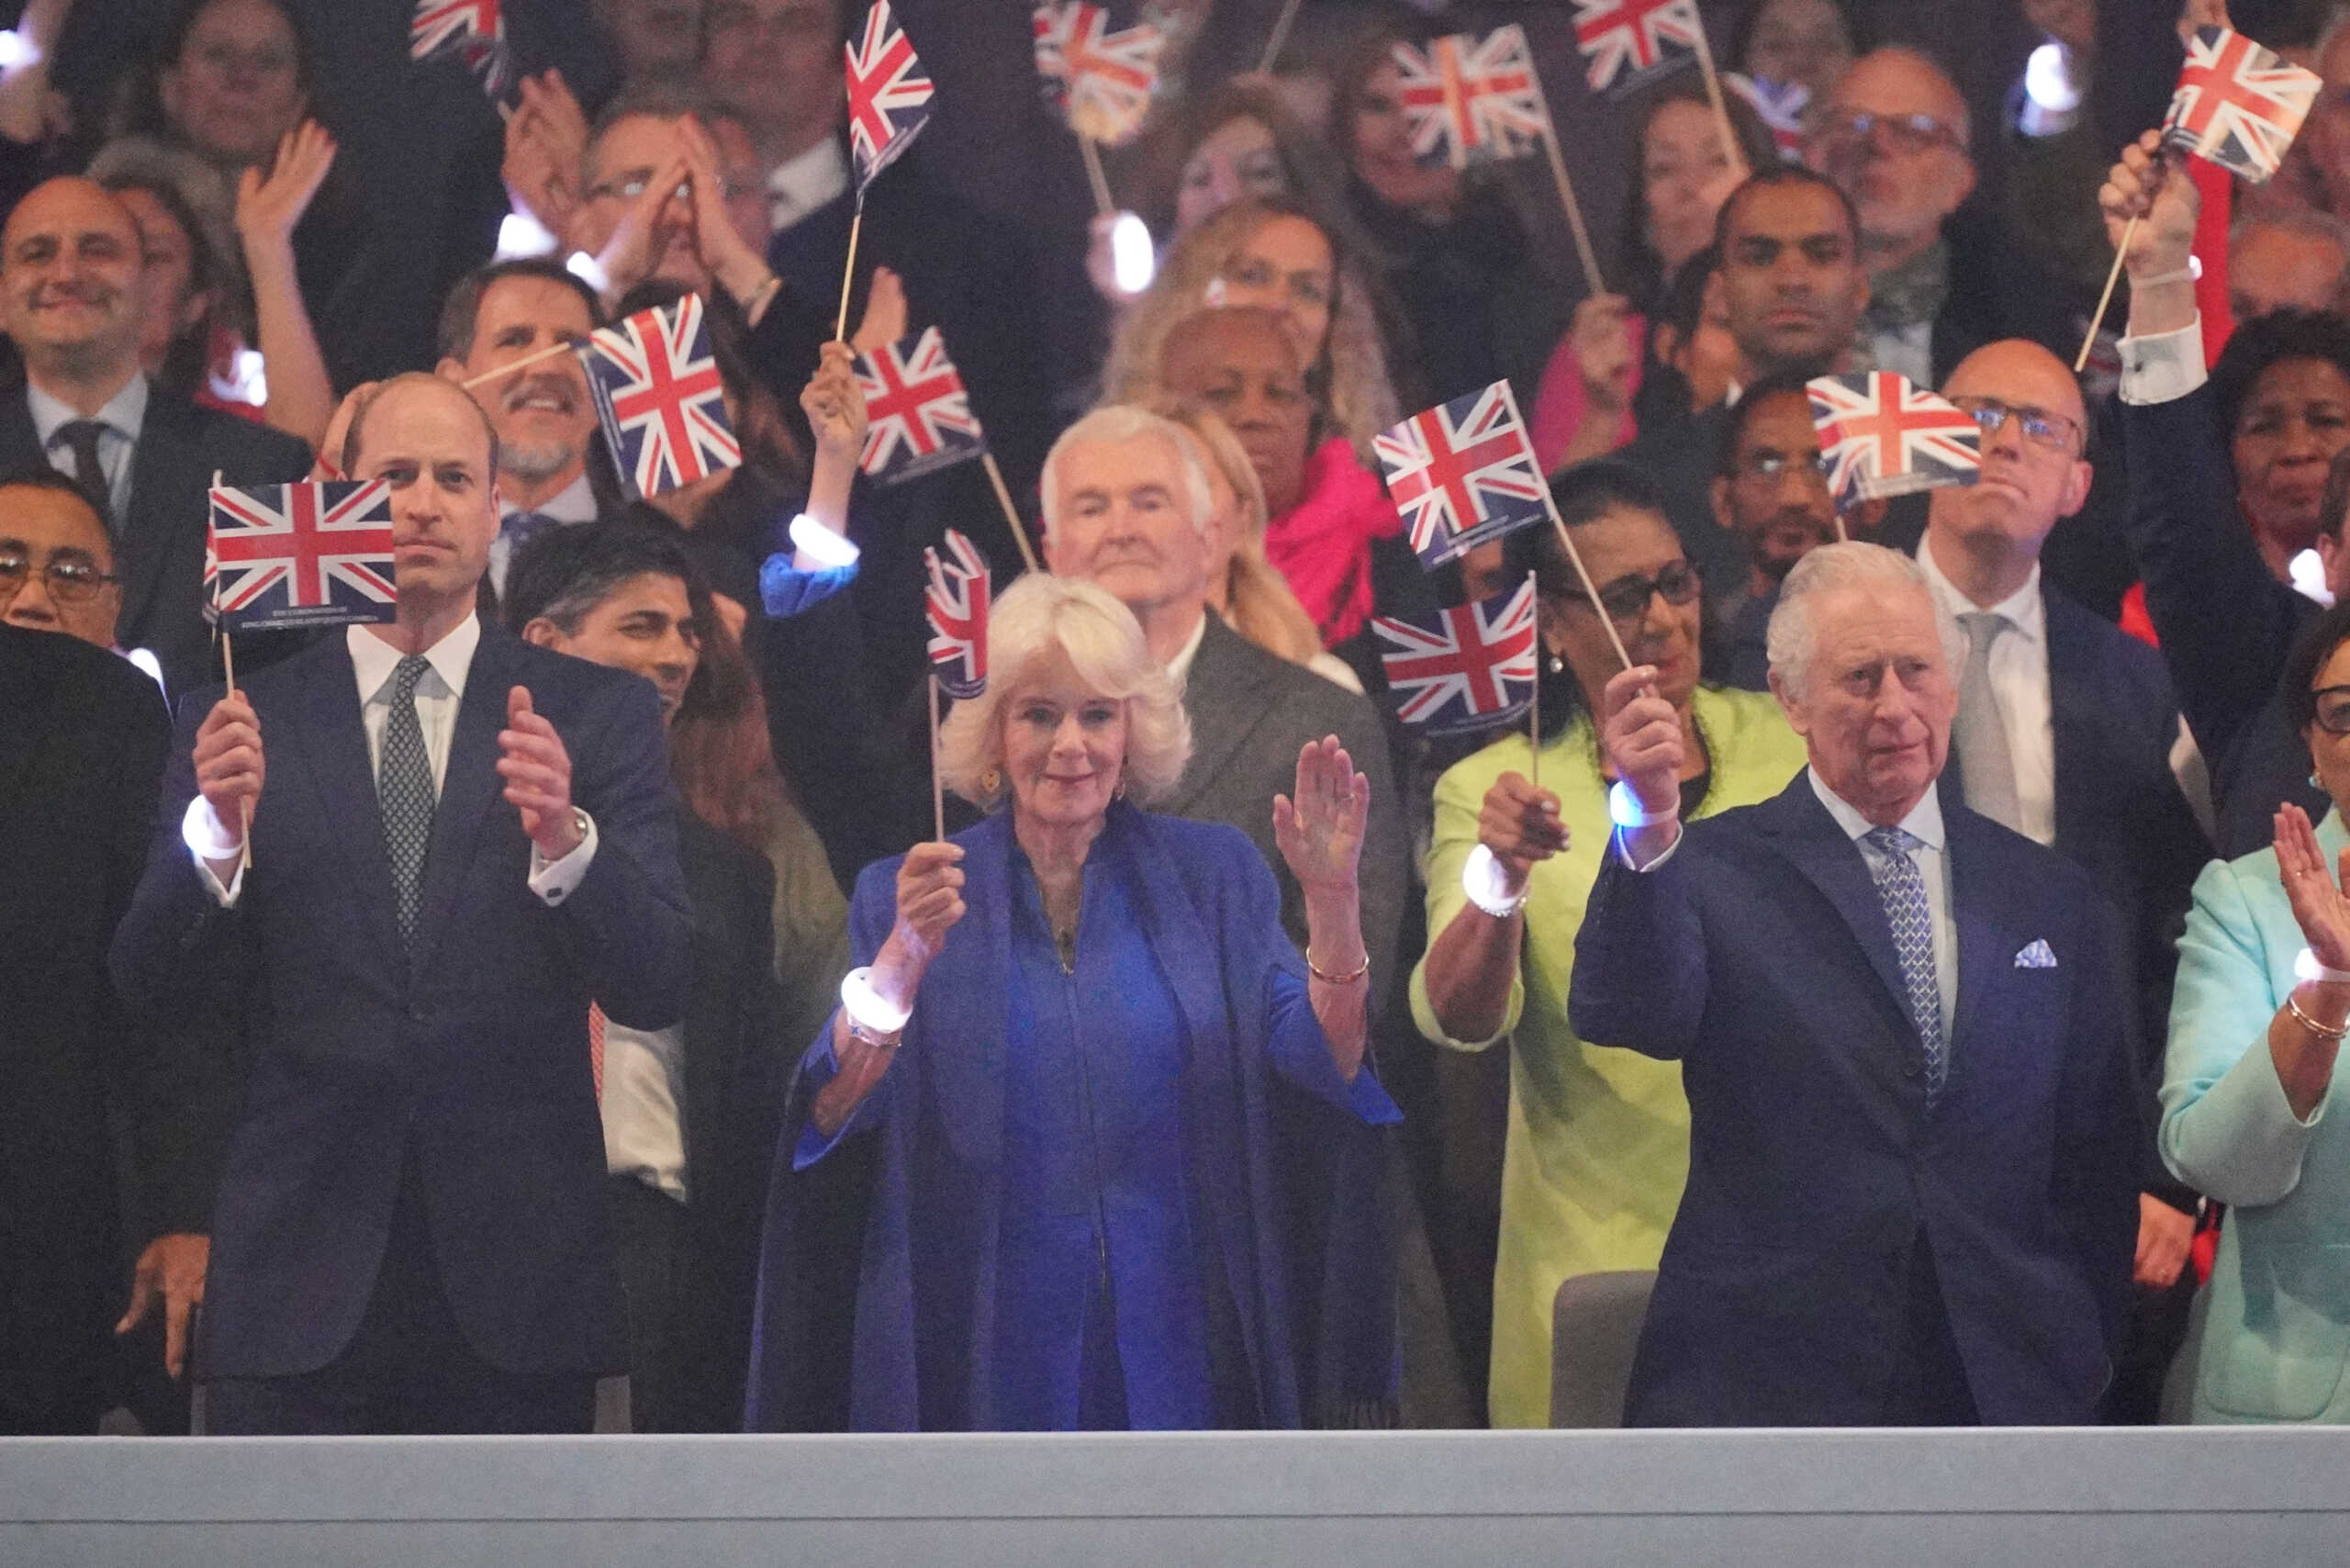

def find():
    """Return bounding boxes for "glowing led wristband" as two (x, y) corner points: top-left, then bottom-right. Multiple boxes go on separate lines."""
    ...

(1460, 843), (1528, 920)
(2297, 948), (2350, 988)
(181, 795), (243, 860)
(1609, 779), (1679, 829)
(839, 966), (912, 1036)
(789, 512), (860, 568)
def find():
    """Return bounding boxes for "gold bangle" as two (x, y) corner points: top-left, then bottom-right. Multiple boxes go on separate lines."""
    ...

(1306, 949), (1370, 985)
(2286, 991), (2349, 1042)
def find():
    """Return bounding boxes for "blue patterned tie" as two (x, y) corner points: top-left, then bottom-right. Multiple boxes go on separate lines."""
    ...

(378, 655), (436, 948)
(1863, 825), (1945, 1104)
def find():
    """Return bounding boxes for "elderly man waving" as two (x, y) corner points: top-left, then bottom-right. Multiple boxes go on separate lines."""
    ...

(1570, 541), (2142, 1426)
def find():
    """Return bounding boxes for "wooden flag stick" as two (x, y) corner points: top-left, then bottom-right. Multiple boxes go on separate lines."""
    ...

(1259, 0), (1304, 73)
(213, 466), (254, 873)
(1833, 506), (1849, 543)
(1077, 132), (1115, 219)
(459, 336), (578, 390)
(1686, 15), (1747, 182)
(1539, 123), (1606, 293)
(927, 672), (947, 843)
(1551, 514), (1635, 673)
(835, 198), (867, 342)
(1527, 576), (1541, 791)
(2076, 214), (2137, 374)
(979, 451), (1042, 575)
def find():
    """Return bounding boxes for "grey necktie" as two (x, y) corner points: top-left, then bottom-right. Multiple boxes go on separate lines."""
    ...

(378, 655), (437, 947)
(1953, 610), (2022, 834)
(1863, 825), (1947, 1106)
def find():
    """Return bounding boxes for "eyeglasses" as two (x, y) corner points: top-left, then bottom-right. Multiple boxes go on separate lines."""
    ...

(2315, 686), (2350, 736)
(1809, 109), (1966, 157)
(1731, 449), (1834, 483)
(1567, 559), (1702, 625)
(0, 550), (117, 603)
(1949, 396), (2083, 454)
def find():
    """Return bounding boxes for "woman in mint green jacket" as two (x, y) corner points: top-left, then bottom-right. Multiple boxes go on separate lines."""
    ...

(2165, 600), (2350, 1424)
(1411, 464), (1806, 1427)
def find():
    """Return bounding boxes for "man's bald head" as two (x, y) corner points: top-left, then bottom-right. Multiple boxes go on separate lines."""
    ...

(1928, 339), (2092, 570)
(1807, 47), (1975, 268)
(0, 177), (150, 379)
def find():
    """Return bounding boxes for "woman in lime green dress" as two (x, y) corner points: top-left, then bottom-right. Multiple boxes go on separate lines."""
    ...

(1413, 462), (1807, 1427)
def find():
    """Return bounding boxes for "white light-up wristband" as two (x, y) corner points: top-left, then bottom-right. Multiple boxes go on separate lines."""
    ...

(789, 512), (861, 568)
(1608, 779), (1679, 829)
(182, 794), (244, 859)
(839, 966), (912, 1041)
(1461, 843), (1528, 919)
(2297, 948), (2350, 987)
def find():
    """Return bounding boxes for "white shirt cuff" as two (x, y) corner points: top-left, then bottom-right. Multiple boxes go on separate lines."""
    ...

(2119, 318), (2207, 406)
(184, 796), (246, 906)
(527, 810), (599, 903)
(1617, 821), (1684, 872)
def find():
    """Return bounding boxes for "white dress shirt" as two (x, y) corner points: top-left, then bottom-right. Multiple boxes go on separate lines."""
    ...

(1866, 320), (1936, 388)
(1917, 543), (2056, 846)
(2118, 318), (2206, 407)
(489, 470), (601, 595)
(601, 1020), (689, 1203)
(28, 373), (150, 521)
(1162, 607), (1210, 684)
(767, 138), (849, 236)
(191, 616), (598, 903)
(1807, 767), (1958, 1038)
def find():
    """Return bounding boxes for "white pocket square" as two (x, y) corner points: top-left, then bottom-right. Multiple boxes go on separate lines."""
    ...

(2014, 939), (2057, 969)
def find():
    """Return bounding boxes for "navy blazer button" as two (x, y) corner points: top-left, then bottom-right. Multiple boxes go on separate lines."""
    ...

(1901, 1060), (1921, 1078)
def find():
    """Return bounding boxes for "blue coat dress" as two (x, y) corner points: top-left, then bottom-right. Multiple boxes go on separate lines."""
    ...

(746, 803), (1401, 1431)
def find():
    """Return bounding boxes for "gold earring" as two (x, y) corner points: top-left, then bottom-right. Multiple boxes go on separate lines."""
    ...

(981, 767), (1002, 795)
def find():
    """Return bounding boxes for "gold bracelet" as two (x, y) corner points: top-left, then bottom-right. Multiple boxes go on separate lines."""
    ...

(1306, 948), (1370, 985)
(2286, 991), (2349, 1042)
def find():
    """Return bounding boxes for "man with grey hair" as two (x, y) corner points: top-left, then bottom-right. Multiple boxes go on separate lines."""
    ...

(2229, 207), (2350, 320)
(1042, 405), (1408, 1003)
(1570, 540), (2142, 1426)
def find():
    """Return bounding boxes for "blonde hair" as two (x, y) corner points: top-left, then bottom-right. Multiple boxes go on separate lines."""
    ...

(1139, 391), (1326, 668)
(935, 574), (1193, 811)
(1102, 197), (1400, 458)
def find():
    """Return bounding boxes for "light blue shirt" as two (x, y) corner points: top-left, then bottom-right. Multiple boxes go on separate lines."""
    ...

(1807, 768), (1958, 1038)
(28, 373), (150, 521)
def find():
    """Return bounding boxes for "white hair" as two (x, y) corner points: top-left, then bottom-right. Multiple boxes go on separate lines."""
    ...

(934, 573), (1193, 810)
(1039, 405), (1217, 543)
(1765, 541), (1963, 699)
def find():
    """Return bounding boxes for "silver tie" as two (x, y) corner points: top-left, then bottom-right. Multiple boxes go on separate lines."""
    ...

(1953, 611), (2022, 834)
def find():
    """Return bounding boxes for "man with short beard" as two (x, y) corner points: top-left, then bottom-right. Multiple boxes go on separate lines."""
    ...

(435, 259), (609, 594)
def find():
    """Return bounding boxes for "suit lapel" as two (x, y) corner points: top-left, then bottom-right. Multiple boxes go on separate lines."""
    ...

(117, 396), (207, 644)
(1164, 617), (1269, 816)
(287, 634), (405, 956)
(1944, 800), (2017, 1070)
(408, 625), (515, 974)
(2041, 589), (2097, 856)
(1754, 777), (1917, 1039)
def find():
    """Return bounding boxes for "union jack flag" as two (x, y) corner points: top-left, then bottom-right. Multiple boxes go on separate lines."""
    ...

(1390, 26), (1551, 170)
(1572, 0), (1701, 95)
(1807, 373), (1981, 506)
(924, 530), (990, 700)
(1374, 577), (1539, 734)
(845, 0), (934, 194)
(580, 296), (742, 499)
(1728, 73), (1809, 160)
(2164, 26), (2320, 185)
(1033, 2), (1163, 147)
(204, 480), (397, 633)
(856, 327), (988, 484)
(1374, 380), (1550, 570)
(409, 0), (506, 93)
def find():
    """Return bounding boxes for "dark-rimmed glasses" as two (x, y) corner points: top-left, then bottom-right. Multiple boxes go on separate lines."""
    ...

(1567, 560), (1702, 626)
(2314, 685), (2350, 736)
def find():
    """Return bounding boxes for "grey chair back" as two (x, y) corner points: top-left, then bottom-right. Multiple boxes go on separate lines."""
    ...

(1550, 1270), (1657, 1428)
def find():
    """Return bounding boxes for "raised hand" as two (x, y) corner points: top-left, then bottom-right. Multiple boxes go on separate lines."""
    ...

(192, 695), (263, 856)
(2098, 129), (2199, 277)
(585, 152), (688, 306)
(850, 265), (909, 356)
(801, 341), (869, 468)
(890, 840), (968, 966)
(498, 685), (581, 859)
(236, 120), (337, 254)
(503, 71), (588, 233)
(2275, 803), (2350, 970)
(1478, 771), (1568, 889)
(1600, 664), (1682, 814)
(1273, 734), (1370, 898)
(677, 112), (772, 308)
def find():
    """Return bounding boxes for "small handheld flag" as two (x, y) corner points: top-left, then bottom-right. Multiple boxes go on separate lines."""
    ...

(1375, 379), (1551, 570)
(580, 296), (742, 500)
(2163, 26), (2320, 186)
(409, 0), (506, 93)
(845, 0), (935, 195)
(856, 327), (989, 484)
(1390, 26), (1551, 170)
(1572, 0), (1701, 95)
(205, 480), (397, 633)
(1033, 2), (1164, 148)
(924, 530), (990, 700)
(1728, 73), (1808, 160)
(1374, 578), (1539, 735)
(1807, 373), (1981, 507)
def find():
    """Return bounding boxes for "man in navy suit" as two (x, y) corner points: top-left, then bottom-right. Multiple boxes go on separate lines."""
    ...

(110, 374), (691, 1434)
(1571, 542), (2141, 1426)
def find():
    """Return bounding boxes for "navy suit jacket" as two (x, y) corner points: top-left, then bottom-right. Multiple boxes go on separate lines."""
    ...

(108, 623), (690, 1380)
(1569, 774), (2143, 1426)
